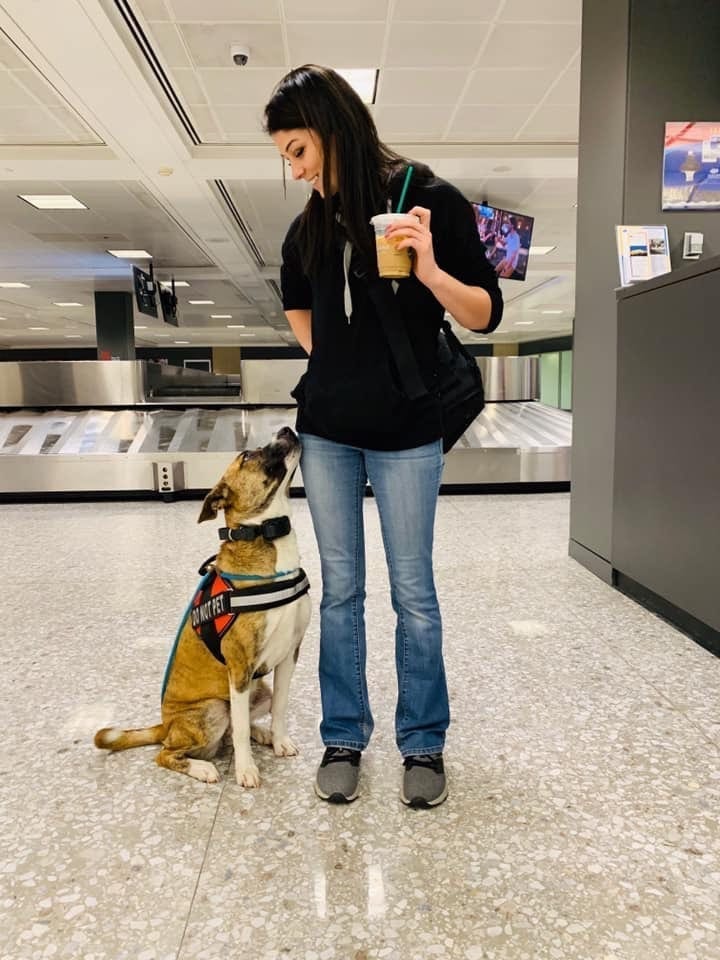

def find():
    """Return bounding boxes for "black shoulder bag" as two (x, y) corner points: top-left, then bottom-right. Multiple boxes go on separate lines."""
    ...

(364, 277), (485, 453)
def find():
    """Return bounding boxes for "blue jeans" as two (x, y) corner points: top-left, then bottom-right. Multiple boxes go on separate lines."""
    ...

(299, 433), (448, 758)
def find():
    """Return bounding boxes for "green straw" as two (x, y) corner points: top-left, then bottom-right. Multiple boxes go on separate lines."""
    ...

(395, 165), (414, 214)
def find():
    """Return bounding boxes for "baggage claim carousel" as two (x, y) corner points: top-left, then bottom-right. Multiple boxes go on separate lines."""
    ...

(0, 359), (571, 499)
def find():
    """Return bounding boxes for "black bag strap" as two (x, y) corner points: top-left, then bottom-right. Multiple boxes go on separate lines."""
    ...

(348, 163), (430, 402)
(363, 275), (429, 401)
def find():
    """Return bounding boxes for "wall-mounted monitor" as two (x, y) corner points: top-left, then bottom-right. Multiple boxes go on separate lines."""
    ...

(159, 284), (179, 326)
(471, 202), (535, 281)
(132, 265), (157, 317)
(184, 359), (211, 372)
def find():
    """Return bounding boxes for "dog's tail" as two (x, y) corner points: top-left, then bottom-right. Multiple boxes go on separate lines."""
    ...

(94, 724), (166, 752)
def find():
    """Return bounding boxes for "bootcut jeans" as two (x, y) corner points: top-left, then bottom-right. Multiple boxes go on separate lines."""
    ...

(299, 432), (448, 758)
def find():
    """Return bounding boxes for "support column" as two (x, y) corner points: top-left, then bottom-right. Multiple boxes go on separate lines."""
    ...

(94, 291), (135, 361)
(212, 346), (241, 374)
(570, 0), (720, 582)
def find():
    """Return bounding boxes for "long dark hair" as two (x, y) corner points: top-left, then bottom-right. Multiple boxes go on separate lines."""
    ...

(263, 64), (433, 275)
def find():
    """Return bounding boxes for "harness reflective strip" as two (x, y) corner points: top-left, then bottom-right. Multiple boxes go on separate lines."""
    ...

(229, 574), (309, 610)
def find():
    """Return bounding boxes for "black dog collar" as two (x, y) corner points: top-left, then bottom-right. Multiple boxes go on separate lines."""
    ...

(219, 515), (291, 543)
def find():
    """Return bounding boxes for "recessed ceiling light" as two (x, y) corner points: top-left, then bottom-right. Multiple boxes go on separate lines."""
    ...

(529, 246), (556, 256)
(135, 325), (148, 329)
(65, 334), (82, 339)
(541, 309), (563, 315)
(53, 301), (83, 307)
(19, 194), (87, 210)
(156, 333), (170, 338)
(0, 282), (30, 288)
(174, 340), (190, 344)
(188, 299), (214, 305)
(160, 280), (190, 287)
(211, 314), (232, 319)
(514, 320), (535, 325)
(226, 324), (246, 328)
(336, 68), (378, 104)
(107, 249), (153, 259)
(29, 326), (49, 330)
(239, 333), (256, 337)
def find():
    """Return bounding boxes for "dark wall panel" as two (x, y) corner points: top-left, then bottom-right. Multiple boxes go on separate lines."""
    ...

(572, 0), (720, 574)
(570, 0), (630, 567)
(614, 265), (720, 632)
(624, 0), (720, 261)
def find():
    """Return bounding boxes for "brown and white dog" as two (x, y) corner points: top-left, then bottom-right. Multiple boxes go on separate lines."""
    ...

(94, 427), (311, 787)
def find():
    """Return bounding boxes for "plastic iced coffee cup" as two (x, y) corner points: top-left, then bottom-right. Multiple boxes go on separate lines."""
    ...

(370, 213), (419, 279)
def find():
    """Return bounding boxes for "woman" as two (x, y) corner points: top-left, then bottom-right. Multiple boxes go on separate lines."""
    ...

(264, 65), (503, 809)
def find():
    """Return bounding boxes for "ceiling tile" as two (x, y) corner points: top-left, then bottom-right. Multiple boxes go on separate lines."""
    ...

(378, 69), (467, 106)
(500, 0), (582, 21)
(523, 178), (577, 208)
(464, 69), (555, 105)
(187, 104), (223, 140)
(197, 68), (284, 105)
(150, 22), (193, 68)
(393, 0), (500, 19)
(458, 178), (538, 208)
(178, 23), (285, 68)
(47, 107), (103, 143)
(171, 68), (208, 105)
(0, 107), (75, 144)
(375, 104), (454, 139)
(385, 22), (490, 68)
(225, 180), (306, 264)
(283, 0), (388, 20)
(12, 69), (65, 106)
(447, 103), (534, 139)
(169, 0), (281, 19)
(517, 103), (579, 140)
(479, 23), (580, 69)
(0, 33), (28, 70)
(0, 72), (36, 107)
(213, 104), (267, 139)
(286, 22), (385, 68)
(134, 0), (171, 21)
(545, 68), (580, 105)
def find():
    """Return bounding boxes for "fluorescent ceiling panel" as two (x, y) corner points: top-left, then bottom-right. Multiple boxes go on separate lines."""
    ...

(336, 69), (378, 104)
(18, 194), (88, 210)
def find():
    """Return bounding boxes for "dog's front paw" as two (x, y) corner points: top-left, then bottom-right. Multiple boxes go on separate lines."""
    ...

(187, 759), (221, 783)
(250, 724), (273, 746)
(235, 763), (261, 788)
(273, 736), (299, 757)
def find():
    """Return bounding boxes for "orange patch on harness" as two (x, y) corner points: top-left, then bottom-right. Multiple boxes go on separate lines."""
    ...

(191, 572), (236, 640)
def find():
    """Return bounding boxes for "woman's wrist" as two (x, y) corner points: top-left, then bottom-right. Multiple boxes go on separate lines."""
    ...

(418, 263), (445, 293)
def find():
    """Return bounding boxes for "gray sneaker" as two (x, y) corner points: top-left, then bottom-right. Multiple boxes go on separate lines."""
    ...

(401, 753), (448, 808)
(315, 747), (361, 803)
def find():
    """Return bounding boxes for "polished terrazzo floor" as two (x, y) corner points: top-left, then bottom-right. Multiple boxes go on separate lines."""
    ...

(1, 492), (719, 960)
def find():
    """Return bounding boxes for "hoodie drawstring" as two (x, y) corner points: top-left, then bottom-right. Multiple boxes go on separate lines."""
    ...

(343, 240), (352, 322)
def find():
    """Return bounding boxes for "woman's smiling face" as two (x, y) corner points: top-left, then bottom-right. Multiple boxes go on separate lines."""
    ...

(271, 127), (334, 197)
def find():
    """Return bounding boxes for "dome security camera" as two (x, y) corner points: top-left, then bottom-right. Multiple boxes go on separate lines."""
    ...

(231, 44), (250, 66)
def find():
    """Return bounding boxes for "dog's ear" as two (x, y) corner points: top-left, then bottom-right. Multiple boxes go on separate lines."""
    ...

(198, 482), (229, 523)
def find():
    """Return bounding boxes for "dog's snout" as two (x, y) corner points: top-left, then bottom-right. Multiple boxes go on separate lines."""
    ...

(275, 426), (297, 444)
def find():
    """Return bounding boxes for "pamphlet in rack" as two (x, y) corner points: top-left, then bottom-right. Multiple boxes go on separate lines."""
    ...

(615, 225), (672, 287)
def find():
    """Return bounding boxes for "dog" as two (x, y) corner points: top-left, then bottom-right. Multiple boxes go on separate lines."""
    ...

(94, 427), (311, 787)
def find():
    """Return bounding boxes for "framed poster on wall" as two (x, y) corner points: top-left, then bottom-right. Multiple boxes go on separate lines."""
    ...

(662, 121), (720, 210)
